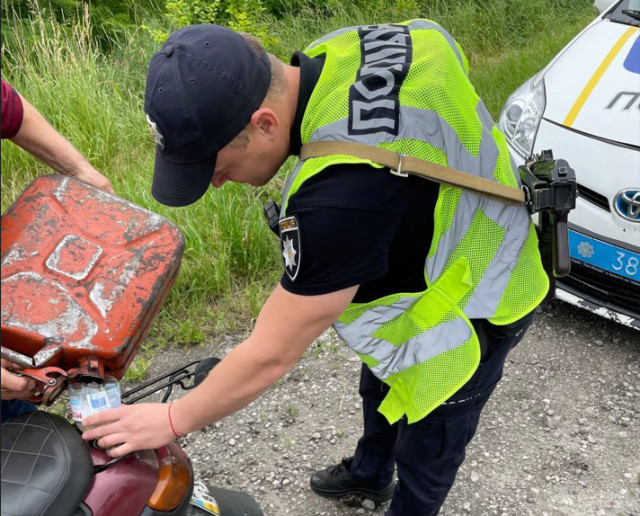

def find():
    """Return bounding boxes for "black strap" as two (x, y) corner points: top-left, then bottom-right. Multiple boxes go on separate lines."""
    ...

(263, 200), (281, 236)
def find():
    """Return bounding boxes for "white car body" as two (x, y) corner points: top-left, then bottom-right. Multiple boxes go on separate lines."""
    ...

(594, 0), (617, 13)
(498, 0), (640, 329)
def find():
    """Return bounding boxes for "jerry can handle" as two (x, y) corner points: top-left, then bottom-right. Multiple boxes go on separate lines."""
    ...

(1, 345), (68, 405)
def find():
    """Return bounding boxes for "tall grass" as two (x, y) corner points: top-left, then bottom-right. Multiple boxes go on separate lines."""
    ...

(1, 0), (595, 347)
(0, 4), (149, 198)
(264, 0), (595, 116)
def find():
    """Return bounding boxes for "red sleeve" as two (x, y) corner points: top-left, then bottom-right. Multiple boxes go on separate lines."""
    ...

(1, 78), (24, 139)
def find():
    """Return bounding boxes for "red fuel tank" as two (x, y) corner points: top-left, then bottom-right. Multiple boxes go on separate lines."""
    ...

(1, 175), (184, 380)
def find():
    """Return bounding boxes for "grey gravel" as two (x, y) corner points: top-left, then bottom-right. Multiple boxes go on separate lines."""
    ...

(140, 299), (640, 515)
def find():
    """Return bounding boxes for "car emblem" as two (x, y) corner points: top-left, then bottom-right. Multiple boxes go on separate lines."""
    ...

(613, 189), (640, 222)
(145, 114), (165, 150)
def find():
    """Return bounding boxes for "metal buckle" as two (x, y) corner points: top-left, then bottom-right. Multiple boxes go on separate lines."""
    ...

(390, 154), (408, 178)
(521, 184), (531, 207)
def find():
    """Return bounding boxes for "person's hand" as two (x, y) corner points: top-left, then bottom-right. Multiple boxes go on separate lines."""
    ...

(81, 403), (178, 457)
(10, 98), (116, 195)
(73, 165), (115, 195)
(1, 359), (36, 400)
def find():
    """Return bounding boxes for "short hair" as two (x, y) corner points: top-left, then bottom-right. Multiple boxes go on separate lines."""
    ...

(229, 33), (286, 149)
(238, 32), (285, 103)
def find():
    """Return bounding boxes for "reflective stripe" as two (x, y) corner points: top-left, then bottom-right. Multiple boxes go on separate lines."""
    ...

(335, 313), (471, 380)
(426, 190), (478, 283)
(426, 191), (529, 278)
(308, 101), (499, 180)
(334, 296), (418, 350)
(306, 25), (363, 51)
(508, 153), (521, 186)
(280, 161), (303, 215)
(426, 189), (531, 310)
(307, 20), (466, 73)
(463, 204), (530, 317)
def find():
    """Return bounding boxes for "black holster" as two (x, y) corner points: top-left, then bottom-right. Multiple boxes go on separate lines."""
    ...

(519, 150), (577, 297)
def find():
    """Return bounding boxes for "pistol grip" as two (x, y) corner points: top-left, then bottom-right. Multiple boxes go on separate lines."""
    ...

(555, 215), (571, 277)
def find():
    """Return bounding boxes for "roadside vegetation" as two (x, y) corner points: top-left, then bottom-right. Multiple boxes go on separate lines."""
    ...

(1, 0), (595, 351)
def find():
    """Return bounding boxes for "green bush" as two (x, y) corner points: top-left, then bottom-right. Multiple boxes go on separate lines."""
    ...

(141, 0), (278, 49)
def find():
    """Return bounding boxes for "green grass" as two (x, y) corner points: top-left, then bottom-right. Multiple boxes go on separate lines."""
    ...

(124, 356), (152, 382)
(1, 0), (595, 349)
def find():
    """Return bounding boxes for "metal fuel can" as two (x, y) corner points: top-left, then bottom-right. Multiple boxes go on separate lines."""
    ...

(1, 175), (185, 384)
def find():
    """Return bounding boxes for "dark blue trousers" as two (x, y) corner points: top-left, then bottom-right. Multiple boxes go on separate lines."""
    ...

(348, 322), (531, 516)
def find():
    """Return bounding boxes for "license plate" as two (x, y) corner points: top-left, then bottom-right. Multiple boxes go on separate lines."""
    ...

(569, 230), (640, 282)
(190, 480), (221, 515)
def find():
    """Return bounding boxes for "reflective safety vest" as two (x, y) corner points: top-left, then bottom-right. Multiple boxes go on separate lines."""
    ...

(280, 20), (549, 424)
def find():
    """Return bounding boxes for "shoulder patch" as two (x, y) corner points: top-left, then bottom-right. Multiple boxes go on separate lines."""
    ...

(279, 215), (301, 281)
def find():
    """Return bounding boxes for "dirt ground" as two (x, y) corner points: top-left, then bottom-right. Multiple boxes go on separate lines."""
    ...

(147, 298), (639, 516)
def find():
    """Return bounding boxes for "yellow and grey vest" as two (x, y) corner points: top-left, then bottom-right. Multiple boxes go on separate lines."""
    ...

(281, 20), (549, 424)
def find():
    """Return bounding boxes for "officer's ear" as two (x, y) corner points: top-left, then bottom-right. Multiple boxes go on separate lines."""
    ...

(249, 108), (279, 140)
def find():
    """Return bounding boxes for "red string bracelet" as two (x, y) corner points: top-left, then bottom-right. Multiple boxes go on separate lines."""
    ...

(168, 403), (181, 439)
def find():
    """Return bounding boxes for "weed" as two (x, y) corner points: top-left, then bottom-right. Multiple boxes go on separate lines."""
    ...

(313, 341), (340, 357)
(174, 320), (206, 346)
(48, 396), (71, 420)
(125, 357), (151, 382)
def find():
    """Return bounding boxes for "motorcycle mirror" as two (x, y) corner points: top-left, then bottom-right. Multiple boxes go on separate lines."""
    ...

(194, 357), (221, 387)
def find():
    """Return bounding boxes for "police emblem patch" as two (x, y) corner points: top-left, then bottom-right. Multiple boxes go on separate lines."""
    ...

(146, 113), (165, 150)
(279, 216), (301, 281)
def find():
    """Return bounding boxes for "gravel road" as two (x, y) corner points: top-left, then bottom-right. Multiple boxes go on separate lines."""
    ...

(145, 298), (639, 516)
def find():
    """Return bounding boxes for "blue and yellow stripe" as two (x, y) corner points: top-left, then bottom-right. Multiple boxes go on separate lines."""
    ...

(564, 26), (638, 127)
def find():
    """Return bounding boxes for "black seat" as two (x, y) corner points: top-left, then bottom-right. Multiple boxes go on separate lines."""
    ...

(1, 411), (93, 516)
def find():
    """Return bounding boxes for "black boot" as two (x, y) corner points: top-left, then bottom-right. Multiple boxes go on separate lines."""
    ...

(310, 457), (395, 502)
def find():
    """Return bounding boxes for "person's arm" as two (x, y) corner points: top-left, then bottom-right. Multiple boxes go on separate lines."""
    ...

(1, 359), (36, 400)
(81, 283), (358, 457)
(10, 97), (115, 194)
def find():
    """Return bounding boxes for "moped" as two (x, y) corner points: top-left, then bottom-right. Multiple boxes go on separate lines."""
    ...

(0, 175), (263, 516)
(1, 357), (263, 516)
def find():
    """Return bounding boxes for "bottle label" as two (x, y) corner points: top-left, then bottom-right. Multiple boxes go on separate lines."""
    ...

(87, 390), (110, 413)
(68, 379), (122, 429)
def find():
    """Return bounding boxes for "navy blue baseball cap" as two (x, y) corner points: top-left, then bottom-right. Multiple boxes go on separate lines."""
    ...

(145, 25), (272, 207)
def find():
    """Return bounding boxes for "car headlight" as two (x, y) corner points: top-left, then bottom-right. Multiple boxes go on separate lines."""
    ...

(498, 73), (546, 159)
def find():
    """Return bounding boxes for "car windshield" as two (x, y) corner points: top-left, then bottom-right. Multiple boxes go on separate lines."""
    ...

(606, 0), (640, 26)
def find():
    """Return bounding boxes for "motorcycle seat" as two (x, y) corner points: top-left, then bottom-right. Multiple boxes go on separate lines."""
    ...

(1, 411), (93, 516)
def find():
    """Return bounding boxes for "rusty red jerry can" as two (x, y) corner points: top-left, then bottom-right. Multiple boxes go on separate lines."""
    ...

(1, 175), (184, 403)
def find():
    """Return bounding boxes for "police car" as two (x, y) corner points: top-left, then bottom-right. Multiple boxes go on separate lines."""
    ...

(497, 0), (640, 330)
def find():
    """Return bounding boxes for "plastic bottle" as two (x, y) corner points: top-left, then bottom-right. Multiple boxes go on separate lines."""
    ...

(84, 381), (110, 415)
(68, 377), (121, 431)
(68, 382), (87, 431)
(104, 376), (122, 409)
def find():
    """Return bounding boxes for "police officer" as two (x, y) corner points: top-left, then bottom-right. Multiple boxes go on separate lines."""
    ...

(83, 22), (548, 515)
